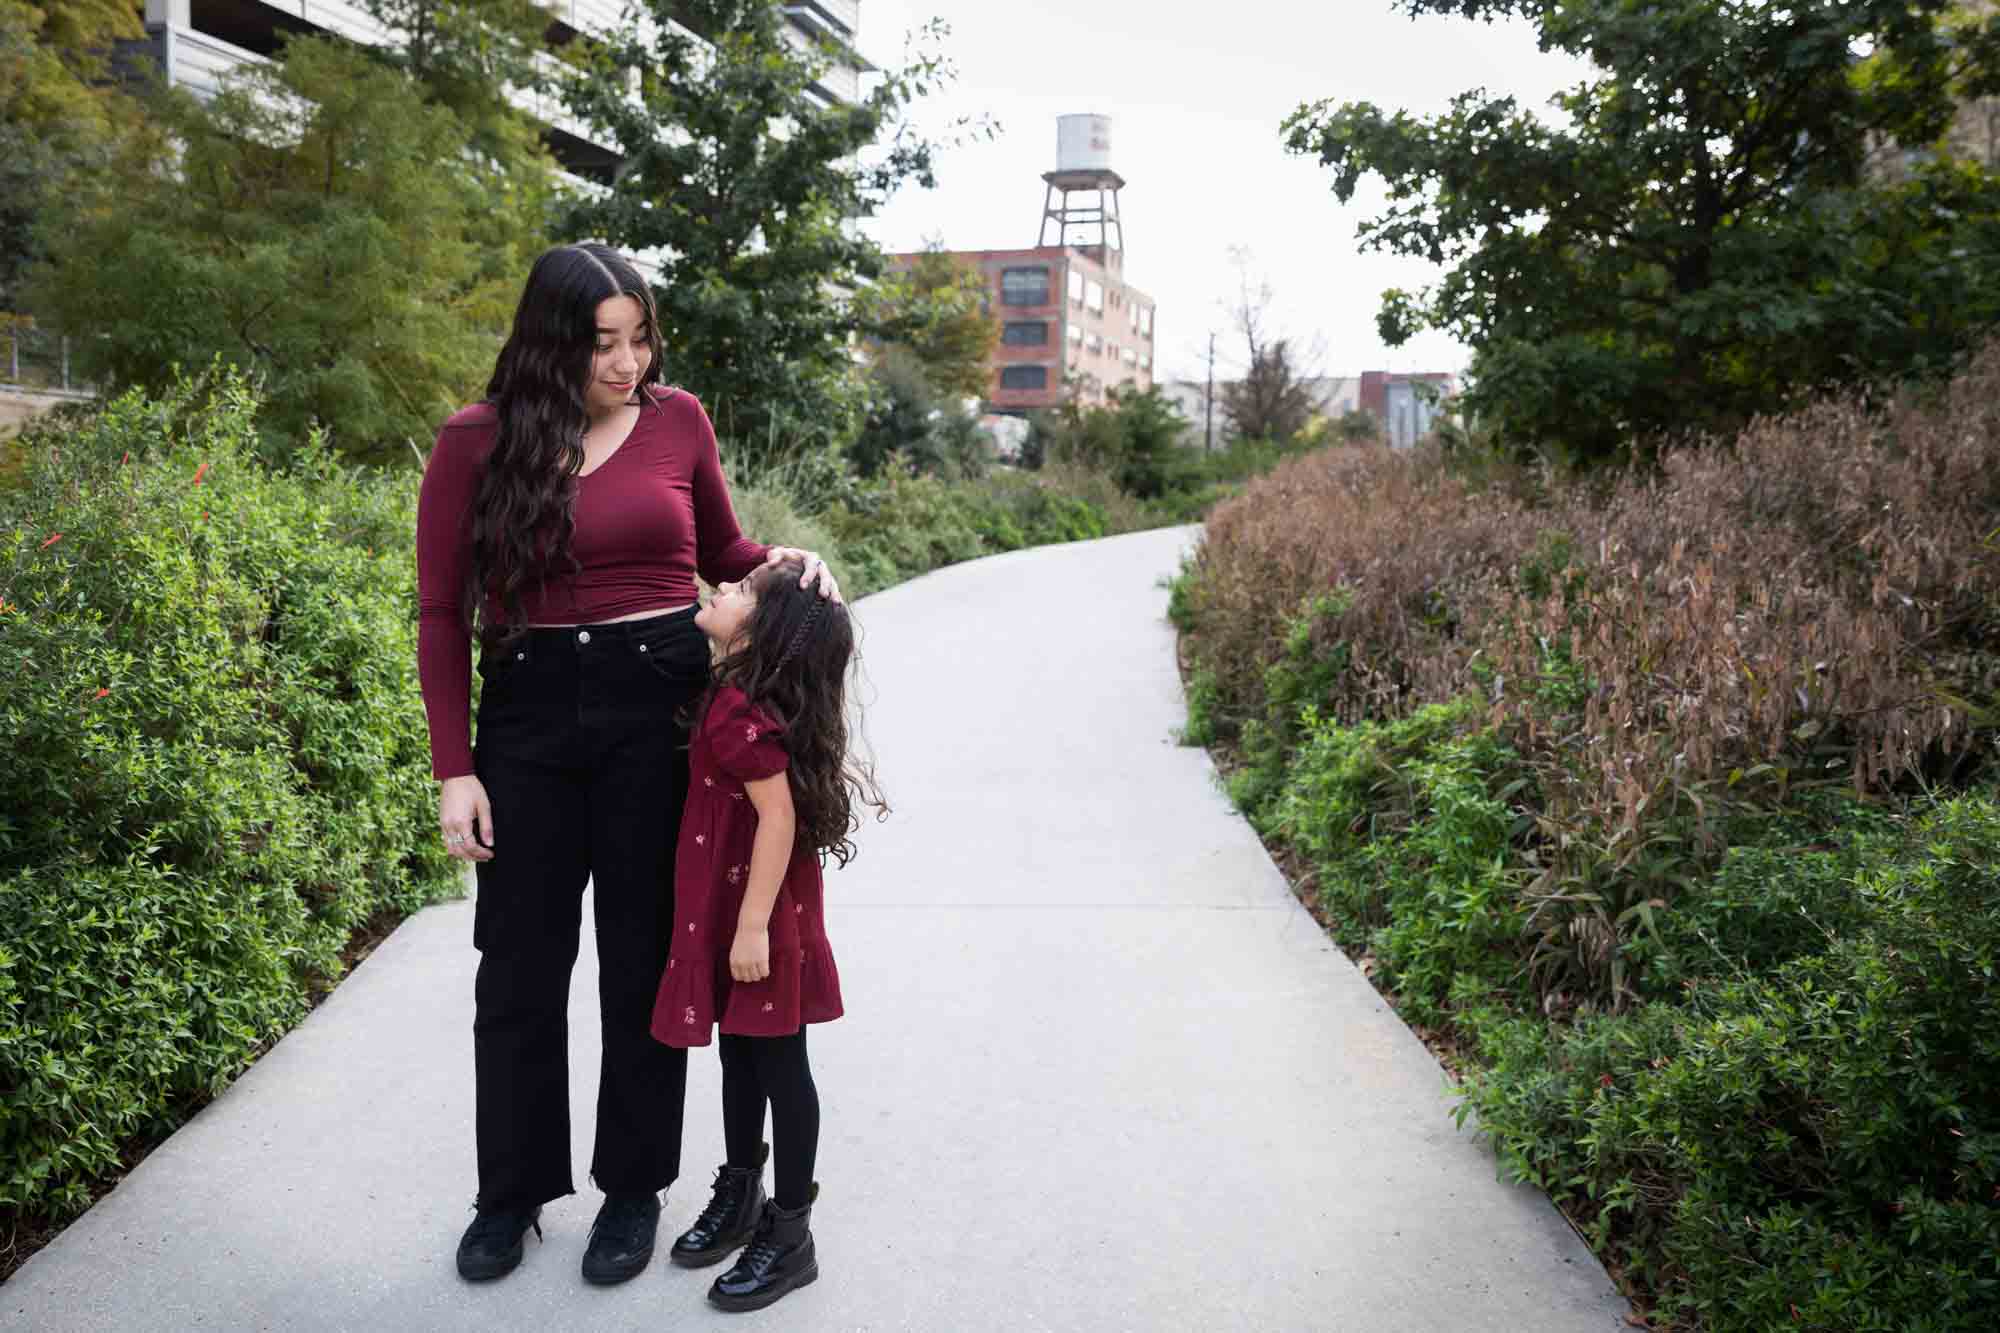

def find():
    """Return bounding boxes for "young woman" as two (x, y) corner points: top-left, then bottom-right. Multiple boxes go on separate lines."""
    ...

(414, 243), (834, 1286)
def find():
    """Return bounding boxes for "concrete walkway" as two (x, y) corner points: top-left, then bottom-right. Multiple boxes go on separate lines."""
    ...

(4, 526), (1628, 1331)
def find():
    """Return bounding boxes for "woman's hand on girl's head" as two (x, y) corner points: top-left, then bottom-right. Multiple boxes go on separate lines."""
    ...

(763, 546), (841, 603)
(438, 774), (496, 862)
(729, 926), (772, 983)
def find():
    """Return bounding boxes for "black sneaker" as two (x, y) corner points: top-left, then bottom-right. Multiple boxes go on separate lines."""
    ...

(456, 1200), (542, 1282)
(581, 1190), (661, 1285)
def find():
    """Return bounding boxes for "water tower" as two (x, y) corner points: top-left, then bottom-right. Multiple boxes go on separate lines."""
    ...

(1039, 114), (1125, 271)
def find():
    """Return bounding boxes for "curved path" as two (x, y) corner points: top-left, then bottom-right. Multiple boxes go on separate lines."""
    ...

(5, 526), (1626, 1331)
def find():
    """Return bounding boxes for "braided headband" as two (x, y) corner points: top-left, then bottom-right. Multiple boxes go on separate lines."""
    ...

(773, 597), (828, 673)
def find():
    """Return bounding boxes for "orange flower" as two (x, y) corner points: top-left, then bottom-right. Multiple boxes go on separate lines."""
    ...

(38, 533), (61, 550)
(93, 688), (110, 699)
(192, 462), (209, 487)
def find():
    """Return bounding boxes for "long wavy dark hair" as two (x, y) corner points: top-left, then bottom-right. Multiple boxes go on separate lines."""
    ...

(464, 243), (665, 640)
(706, 560), (888, 867)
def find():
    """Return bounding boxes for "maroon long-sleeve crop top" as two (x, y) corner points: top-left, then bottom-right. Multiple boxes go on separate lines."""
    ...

(416, 387), (768, 779)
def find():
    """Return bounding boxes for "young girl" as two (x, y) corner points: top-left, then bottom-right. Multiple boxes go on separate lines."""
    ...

(650, 558), (885, 1313)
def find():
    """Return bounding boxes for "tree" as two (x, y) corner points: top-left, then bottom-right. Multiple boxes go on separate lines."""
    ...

(847, 345), (987, 480)
(559, 0), (970, 464)
(30, 37), (508, 461)
(854, 244), (999, 401)
(350, 0), (564, 329)
(1108, 384), (1186, 499)
(1284, 0), (2000, 463)
(1219, 255), (1320, 443)
(1, 0), (146, 312)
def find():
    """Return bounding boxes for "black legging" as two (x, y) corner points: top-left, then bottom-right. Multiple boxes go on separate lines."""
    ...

(720, 1029), (819, 1209)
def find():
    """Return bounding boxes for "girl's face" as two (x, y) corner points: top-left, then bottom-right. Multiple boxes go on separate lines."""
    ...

(585, 294), (651, 418)
(696, 575), (757, 650)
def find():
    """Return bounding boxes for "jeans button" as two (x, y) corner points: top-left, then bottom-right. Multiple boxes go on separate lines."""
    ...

(577, 630), (592, 645)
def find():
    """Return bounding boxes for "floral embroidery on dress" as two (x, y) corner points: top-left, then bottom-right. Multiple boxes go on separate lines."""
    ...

(683, 1006), (697, 1026)
(727, 864), (743, 885)
(761, 1001), (774, 1013)
(703, 776), (714, 788)
(687, 921), (696, 933)
(695, 833), (706, 846)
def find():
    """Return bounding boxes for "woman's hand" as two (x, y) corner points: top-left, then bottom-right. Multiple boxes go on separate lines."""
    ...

(729, 926), (771, 983)
(763, 546), (841, 603)
(438, 774), (496, 862)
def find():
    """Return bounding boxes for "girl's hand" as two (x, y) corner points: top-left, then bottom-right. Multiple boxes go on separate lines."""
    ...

(439, 774), (496, 861)
(730, 926), (771, 983)
(763, 546), (841, 603)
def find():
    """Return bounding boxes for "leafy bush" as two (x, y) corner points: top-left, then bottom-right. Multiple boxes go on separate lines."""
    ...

(0, 375), (459, 1221)
(1456, 792), (2000, 1332)
(1181, 337), (2000, 1013)
(822, 462), (1153, 597)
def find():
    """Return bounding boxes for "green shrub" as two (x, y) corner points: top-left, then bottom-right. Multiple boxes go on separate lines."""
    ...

(0, 374), (459, 1219)
(1258, 699), (1524, 1025)
(821, 462), (1154, 597)
(1456, 792), (2000, 1331)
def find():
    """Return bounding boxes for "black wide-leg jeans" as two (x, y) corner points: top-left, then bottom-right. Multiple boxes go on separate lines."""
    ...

(470, 606), (710, 1210)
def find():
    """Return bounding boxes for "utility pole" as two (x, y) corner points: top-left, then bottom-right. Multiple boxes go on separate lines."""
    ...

(1203, 331), (1216, 453)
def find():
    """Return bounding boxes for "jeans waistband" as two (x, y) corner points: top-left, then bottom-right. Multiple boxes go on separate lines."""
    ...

(510, 604), (700, 645)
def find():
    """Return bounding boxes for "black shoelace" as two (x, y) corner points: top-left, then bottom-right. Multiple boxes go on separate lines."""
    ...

(591, 1194), (654, 1248)
(692, 1168), (741, 1233)
(466, 1202), (535, 1245)
(737, 1216), (786, 1272)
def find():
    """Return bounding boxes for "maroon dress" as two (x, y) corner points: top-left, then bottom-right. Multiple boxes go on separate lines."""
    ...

(650, 685), (844, 1047)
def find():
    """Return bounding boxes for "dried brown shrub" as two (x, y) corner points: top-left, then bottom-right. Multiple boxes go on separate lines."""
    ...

(1183, 338), (2000, 1004)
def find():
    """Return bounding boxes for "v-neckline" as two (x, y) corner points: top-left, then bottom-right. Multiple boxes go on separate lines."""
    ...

(577, 400), (646, 480)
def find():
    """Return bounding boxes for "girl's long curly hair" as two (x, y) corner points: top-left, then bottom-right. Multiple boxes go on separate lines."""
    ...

(464, 244), (665, 641)
(707, 560), (888, 867)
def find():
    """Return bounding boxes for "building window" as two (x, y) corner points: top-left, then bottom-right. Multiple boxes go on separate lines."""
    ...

(1068, 270), (1084, 304)
(1141, 307), (1153, 335)
(1067, 323), (1084, 343)
(1086, 333), (1102, 354)
(1000, 267), (1050, 305)
(1001, 321), (1049, 346)
(1000, 365), (1049, 390)
(1084, 279), (1104, 312)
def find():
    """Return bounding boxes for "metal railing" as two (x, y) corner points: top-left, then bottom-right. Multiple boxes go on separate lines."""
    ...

(2, 319), (92, 395)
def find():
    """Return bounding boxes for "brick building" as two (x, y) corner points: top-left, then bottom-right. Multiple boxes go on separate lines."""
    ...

(892, 246), (1157, 413)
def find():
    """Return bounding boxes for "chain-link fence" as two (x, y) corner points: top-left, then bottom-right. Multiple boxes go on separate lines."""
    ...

(2, 319), (90, 394)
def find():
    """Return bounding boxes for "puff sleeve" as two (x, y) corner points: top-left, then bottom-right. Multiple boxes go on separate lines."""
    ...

(705, 686), (790, 781)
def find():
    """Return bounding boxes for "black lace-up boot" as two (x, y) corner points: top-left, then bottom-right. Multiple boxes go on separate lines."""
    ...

(455, 1200), (542, 1282)
(707, 1184), (818, 1313)
(671, 1143), (768, 1268)
(580, 1189), (662, 1285)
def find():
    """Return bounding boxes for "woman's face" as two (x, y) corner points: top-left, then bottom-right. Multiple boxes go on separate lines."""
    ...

(585, 294), (651, 417)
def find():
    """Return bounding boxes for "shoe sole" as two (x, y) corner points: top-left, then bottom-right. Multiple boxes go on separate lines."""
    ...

(707, 1259), (818, 1313)
(581, 1242), (655, 1286)
(457, 1243), (525, 1282)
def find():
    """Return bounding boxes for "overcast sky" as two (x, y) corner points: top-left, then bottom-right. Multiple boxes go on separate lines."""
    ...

(853, 0), (1593, 383)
